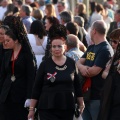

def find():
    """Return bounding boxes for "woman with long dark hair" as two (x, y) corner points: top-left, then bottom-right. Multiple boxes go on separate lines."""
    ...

(0, 16), (37, 120)
(28, 20), (47, 69)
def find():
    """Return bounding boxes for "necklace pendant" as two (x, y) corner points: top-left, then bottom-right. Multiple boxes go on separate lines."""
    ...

(50, 76), (55, 83)
(11, 75), (16, 82)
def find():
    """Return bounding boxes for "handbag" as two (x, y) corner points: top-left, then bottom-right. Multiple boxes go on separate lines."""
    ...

(74, 114), (83, 120)
(78, 72), (91, 101)
(74, 103), (80, 118)
(82, 77), (91, 101)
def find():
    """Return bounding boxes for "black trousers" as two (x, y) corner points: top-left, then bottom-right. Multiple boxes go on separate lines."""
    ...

(39, 109), (74, 120)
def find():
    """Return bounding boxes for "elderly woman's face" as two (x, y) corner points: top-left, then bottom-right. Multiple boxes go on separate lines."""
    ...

(0, 28), (6, 43)
(51, 39), (66, 57)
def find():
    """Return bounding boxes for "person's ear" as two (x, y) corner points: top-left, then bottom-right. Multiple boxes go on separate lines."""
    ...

(15, 39), (18, 44)
(64, 44), (67, 51)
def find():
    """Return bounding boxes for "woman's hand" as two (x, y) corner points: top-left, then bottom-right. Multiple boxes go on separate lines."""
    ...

(102, 61), (111, 79)
(77, 97), (85, 114)
(28, 110), (35, 120)
(79, 103), (85, 114)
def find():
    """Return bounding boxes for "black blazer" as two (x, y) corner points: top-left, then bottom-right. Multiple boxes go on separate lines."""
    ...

(0, 44), (4, 74)
(0, 48), (36, 103)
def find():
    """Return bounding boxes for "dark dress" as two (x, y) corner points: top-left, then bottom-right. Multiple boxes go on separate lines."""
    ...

(109, 72), (120, 120)
(0, 48), (36, 120)
(98, 71), (120, 120)
(0, 44), (4, 73)
(32, 57), (83, 120)
(97, 47), (120, 120)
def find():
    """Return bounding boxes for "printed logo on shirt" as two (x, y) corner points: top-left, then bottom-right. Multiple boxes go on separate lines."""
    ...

(86, 52), (95, 61)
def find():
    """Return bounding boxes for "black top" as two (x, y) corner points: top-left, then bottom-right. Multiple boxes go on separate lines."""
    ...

(107, 22), (117, 38)
(0, 48), (36, 103)
(78, 13), (88, 30)
(0, 44), (4, 74)
(82, 41), (114, 99)
(32, 57), (82, 110)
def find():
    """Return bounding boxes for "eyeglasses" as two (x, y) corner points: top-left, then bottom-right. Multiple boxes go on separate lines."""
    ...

(110, 40), (118, 44)
(52, 45), (63, 49)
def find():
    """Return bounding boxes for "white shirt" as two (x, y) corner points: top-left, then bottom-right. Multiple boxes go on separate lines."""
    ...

(0, 6), (7, 21)
(27, 34), (47, 69)
(90, 12), (103, 26)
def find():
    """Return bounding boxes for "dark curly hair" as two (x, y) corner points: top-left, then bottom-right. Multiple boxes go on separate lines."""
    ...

(3, 15), (37, 70)
(44, 24), (67, 60)
(48, 24), (67, 40)
(46, 16), (59, 26)
(30, 20), (46, 39)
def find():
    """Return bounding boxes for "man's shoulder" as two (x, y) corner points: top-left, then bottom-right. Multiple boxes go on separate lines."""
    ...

(22, 16), (32, 22)
(98, 41), (112, 50)
(66, 50), (83, 62)
(98, 41), (114, 56)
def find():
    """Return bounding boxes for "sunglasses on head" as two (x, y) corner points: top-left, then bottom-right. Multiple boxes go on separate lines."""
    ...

(110, 40), (118, 44)
(0, 25), (9, 30)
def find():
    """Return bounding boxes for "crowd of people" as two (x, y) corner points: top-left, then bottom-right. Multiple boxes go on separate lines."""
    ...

(0, 0), (119, 120)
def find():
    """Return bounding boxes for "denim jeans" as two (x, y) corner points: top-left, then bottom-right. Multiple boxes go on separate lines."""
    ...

(82, 100), (100, 120)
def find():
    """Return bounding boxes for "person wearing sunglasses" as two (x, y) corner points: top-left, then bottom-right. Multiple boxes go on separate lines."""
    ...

(98, 29), (120, 120)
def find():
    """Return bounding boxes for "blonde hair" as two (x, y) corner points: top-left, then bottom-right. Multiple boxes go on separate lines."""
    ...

(45, 4), (56, 17)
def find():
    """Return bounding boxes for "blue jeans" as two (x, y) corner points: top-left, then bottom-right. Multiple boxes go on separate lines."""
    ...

(82, 100), (100, 120)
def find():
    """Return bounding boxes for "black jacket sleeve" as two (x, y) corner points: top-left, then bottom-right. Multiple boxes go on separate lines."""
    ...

(31, 61), (45, 100)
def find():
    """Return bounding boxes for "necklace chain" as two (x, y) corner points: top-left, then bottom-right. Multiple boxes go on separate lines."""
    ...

(55, 65), (67, 71)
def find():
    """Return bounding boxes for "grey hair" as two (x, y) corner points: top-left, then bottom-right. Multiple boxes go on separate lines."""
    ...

(60, 11), (73, 23)
(57, 1), (65, 7)
(92, 20), (107, 35)
(21, 5), (32, 16)
(66, 34), (79, 48)
(74, 16), (84, 27)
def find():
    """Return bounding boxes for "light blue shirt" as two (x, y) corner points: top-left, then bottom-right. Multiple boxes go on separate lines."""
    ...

(65, 47), (83, 62)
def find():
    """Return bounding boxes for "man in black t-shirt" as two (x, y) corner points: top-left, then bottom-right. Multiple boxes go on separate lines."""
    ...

(77, 20), (114, 120)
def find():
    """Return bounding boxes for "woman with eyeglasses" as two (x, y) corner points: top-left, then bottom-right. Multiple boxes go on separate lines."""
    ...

(98, 28), (120, 120)
(28, 25), (84, 120)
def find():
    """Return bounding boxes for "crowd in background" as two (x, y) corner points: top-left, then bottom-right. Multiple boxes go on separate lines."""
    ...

(0, 0), (120, 120)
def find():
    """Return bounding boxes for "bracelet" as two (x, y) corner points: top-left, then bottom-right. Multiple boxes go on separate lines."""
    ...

(29, 109), (35, 111)
(29, 107), (35, 111)
(80, 105), (85, 108)
(29, 107), (34, 109)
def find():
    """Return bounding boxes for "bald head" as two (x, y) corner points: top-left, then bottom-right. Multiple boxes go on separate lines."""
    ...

(91, 20), (107, 35)
(66, 34), (79, 48)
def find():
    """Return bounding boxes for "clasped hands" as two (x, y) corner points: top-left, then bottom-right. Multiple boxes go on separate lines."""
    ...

(78, 65), (90, 77)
